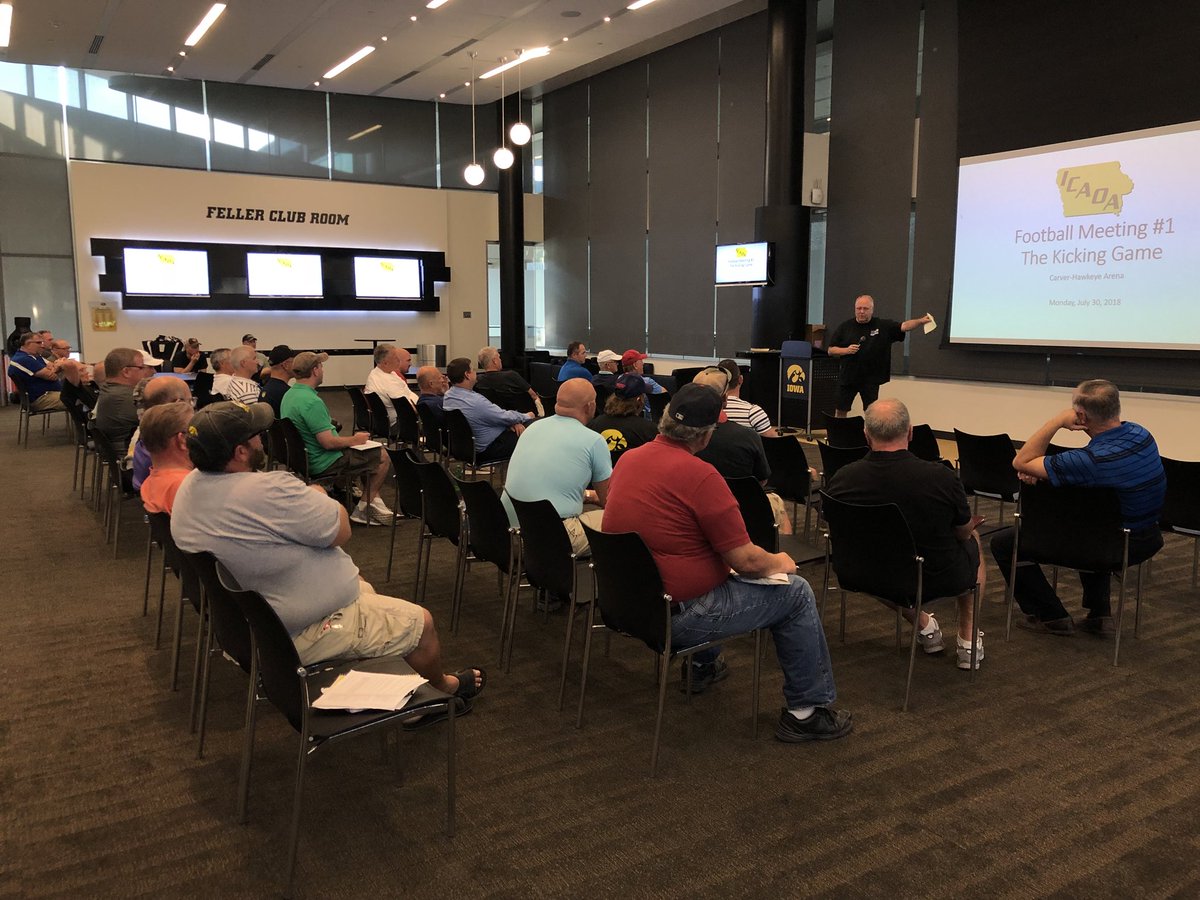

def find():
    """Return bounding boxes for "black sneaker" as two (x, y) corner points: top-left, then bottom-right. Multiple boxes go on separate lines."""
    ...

(679, 656), (730, 694)
(775, 707), (854, 743)
(1077, 615), (1115, 637)
(1015, 614), (1075, 636)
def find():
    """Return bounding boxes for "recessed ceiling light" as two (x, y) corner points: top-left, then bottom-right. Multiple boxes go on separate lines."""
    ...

(323, 45), (375, 79)
(380, 35), (387, 41)
(627, 0), (659, 8)
(410, 15), (417, 21)
(426, 0), (450, 8)
(604, 16), (611, 22)
(178, 50), (187, 57)
(439, 92), (446, 98)
(313, 81), (320, 86)
(0, 3), (12, 49)
(184, 3), (227, 47)
(167, 66), (175, 72)
(562, 36), (569, 42)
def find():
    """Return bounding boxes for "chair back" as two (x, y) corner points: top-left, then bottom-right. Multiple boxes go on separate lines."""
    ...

(266, 418), (288, 470)
(280, 418), (312, 479)
(647, 391), (669, 423)
(345, 386), (371, 432)
(529, 362), (561, 397)
(954, 429), (1019, 500)
(817, 440), (868, 485)
(94, 429), (130, 469)
(444, 408), (478, 466)
(147, 511), (184, 581)
(823, 413), (867, 448)
(415, 402), (445, 456)
(1017, 482), (1127, 571)
(509, 497), (576, 596)
(582, 525), (671, 654)
(179, 549), (254, 675)
(364, 391), (393, 441)
(909, 424), (942, 462)
(455, 476), (513, 571)
(762, 436), (812, 502)
(820, 491), (922, 605)
(413, 458), (462, 542)
(725, 476), (779, 552)
(393, 396), (421, 448)
(192, 371), (215, 409)
(1159, 457), (1200, 534)
(384, 446), (424, 520)
(593, 381), (614, 413)
(671, 366), (704, 387)
(219, 563), (306, 732)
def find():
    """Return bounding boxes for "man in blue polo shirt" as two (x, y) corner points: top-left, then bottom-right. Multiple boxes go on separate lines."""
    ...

(7, 331), (69, 411)
(443, 357), (532, 463)
(991, 379), (1165, 636)
(556, 341), (592, 382)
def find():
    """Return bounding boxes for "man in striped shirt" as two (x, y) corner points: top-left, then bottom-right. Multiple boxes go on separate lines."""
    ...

(718, 359), (778, 436)
(991, 379), (1165, 636)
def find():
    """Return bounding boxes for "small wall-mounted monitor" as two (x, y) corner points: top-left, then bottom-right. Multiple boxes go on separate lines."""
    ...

(354, 256), (422, 299)
(246, 252), (324, 298)
(123, 247), (210, 296)
(715, 241), (773, 286)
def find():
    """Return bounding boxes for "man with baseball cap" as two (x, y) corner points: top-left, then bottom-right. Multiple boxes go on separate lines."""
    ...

(281, 351), (395, 526)
(592, 349), (622, 393)
(603, 383), (852, 743)
(261, 344), (296, 416)
(171, 401), (485, 702)
(587, 372), (658, 454)
(619, 349), (667, 396)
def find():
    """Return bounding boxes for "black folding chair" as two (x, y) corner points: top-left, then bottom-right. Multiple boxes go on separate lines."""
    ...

(94, 431), (137, 556)
(455, 476), (519, 646)
(823, 413), (867, 448)
(762, 435), (815, 538)
(364, 390), (395, 443)
(412, 457), (467, 607)
(280, 417), (351, 502)
(393, 395), (422, 449)
(1005, 483), (1158, 666)
(345, 385), (371, 432)
(909, 424), (944, 463)
(222, 564), (459, 898)
(819, 491), (982, 711)
(579, 525), (763, 776)
(445, 408), (505, 480)
(954, 429), (1020, 524)
(1159, 457), (1200, 587)
(816, 440), (868, 487)
(416, 401), (446, 461)
(384, 446), (425, 584)
(647, 391), (670, 423)
(14, 384), (68, 447)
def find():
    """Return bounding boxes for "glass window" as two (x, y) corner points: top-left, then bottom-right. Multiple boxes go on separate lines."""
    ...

(486, 242), (547, 349)
(205, 81), (329, 178)
(68, 72), (206, 168)
(212, 117), (244, 147)
(0, 61), (29, 96)
(1, 256), (80, 349)
(329, 94), (437, 188)
(83, 73), (130, 119)
(134, 95), (172, 130)
(175, 107), (208, 140)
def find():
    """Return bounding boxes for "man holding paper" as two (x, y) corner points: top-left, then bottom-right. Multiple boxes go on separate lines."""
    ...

(827, 294), (933, 417)
(603, 384), (852, 743)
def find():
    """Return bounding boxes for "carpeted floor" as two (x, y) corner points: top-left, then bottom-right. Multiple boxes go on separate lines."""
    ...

(4, 396), (1200, 899)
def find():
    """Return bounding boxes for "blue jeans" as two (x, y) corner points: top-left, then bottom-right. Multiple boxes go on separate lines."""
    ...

(671, 574), (837, 709)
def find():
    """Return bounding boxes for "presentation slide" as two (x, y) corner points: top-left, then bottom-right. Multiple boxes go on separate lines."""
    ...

(246, 252), (324, 297)
(950, 119), (1200, 351)
(353, 257), (421, 299)
(123, 248), (210, 296)
(715, 242), (770, 286)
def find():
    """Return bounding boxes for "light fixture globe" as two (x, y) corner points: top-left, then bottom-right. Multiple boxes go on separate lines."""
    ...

(493, 146), (514, 169)
(509, 121), (531, 146)
(464, 162), (485, 185)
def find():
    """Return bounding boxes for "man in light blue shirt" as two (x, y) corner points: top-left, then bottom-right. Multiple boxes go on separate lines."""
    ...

(502, 379), (612, 555)
(556, 341), (593, 382)
(443, 357), (532, 462)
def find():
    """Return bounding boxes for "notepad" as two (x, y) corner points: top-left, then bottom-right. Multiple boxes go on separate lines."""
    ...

(351, 440), (383, 451)
(731, 572), (792, 586)
(312, 670), (427, 711)
(923, 314), (938, 335)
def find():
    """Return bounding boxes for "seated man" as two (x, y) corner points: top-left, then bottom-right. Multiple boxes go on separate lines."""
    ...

(991, 379), (1165, 636)
(7, 331), (69, 411)
(131, 375), (193, 490)
(225, 346), (264, 405)
(171, 401), (484, 702)
(209, 348), (234, 398)
(587, 373), (658, 454)
(604, 383), (852, 743)
(364, 343), (417, 428)
(502, 379), (612, 555)
(94, 347), (161, 446)
(592, 349), (622, 392)
(826, 398), (986, 668)
(261, 344), (295, 417)
(443, 357), (533, 463)
(138, 401), (194, 514)
(620, 350), (667, 395)
(718, 358), (778, 437)
(476, 346), (539, 412)
(171, 337), (208, 375)
(692, 367), (791, 534)
(242, 333), (268, 373)
(416, 365), (448, 427)
(47, 339), (88, 387)
(280, 351), (395, 526)
(556, 341), (593, 382)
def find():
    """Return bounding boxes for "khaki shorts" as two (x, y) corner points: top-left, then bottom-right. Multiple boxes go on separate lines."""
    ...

(562, 508), (606, 557)
(292, 588), (425, 666)
(31, 391), (64, 412)
(320, 446), (381, 478)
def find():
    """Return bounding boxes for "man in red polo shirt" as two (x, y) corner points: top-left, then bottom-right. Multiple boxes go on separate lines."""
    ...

(603, 384), (852, 743)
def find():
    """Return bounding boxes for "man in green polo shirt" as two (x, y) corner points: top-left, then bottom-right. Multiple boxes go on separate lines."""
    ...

(281, 351), (394, 526)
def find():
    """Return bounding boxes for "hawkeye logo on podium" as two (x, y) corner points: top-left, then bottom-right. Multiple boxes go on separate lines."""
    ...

(1056, 162), (1134, 217)
(785, 364), (807, 396)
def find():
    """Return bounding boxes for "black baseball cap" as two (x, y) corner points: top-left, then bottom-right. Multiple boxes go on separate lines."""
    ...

(187, 400), (274, 469)
(667, 383), (722, 427)
(268, 344), (296, 366)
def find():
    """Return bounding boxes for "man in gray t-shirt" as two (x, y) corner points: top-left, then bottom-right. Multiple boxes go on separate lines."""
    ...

(170, 401), (485, 702)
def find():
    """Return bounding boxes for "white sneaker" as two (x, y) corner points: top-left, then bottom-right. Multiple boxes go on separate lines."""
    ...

(917, 616), (944, 654)
(956, 631), (985, 670)
(350, 506), (383, 526)
(369, 496), (394, 516)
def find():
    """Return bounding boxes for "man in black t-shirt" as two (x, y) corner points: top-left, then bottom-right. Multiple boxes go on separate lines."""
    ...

(476, 346), (540, 414)
(588, 373), (658, 454)
(827, 294), (932, 416)
(826, 398), (986, 670)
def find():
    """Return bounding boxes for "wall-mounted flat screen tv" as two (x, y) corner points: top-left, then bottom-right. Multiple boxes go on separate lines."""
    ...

(715, 241), (773, 286)
(246, 252), (324, 297)
(353, 256), (422, 299)
(123, 247), (210, 296)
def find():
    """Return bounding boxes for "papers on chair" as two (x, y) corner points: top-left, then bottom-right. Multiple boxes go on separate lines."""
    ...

(923, 314), (938, 335)
(312, 670), (427, 711)
(350, 440), (383, 450)
(731, 572), (792, 586)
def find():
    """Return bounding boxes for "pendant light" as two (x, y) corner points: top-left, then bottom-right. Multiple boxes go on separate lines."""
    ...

(463, 52), (485, 186)
(493, 65), (514, 170)
(509, 52), (531, 146)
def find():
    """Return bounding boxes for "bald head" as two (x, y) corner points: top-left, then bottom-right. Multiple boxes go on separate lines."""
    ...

(142, 375), (192, 409)
(863, 397), (911, 449)
(555, 378), (597, 423)
(416, 365), (447, 395)
(854, 294), (875, 323)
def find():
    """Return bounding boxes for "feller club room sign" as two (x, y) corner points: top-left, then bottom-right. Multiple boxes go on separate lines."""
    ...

(205, 205), (351, 225)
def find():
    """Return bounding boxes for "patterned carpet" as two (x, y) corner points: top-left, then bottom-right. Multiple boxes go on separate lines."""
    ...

(3, 397), (1200, 899)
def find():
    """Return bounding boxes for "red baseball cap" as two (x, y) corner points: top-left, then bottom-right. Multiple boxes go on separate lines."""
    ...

(621, 349), (647, 367)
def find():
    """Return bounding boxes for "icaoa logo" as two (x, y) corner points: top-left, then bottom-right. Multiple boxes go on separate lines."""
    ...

(1055, 162), (1134, 217)
(785, 364), (806, 394)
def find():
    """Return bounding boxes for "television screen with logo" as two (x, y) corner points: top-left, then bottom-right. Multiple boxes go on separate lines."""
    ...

(246, 252), (324, 297)
(123, 248), (210, 296)
(715, 242), (773, 286)
(949, 119), (1200, 351)
(354, 256), (422, 299)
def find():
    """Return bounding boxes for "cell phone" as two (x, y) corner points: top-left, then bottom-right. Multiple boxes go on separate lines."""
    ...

(969, 515), (986, 529)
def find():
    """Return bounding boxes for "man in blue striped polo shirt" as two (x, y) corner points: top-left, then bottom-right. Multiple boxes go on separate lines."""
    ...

(991, 379), (1165, 636)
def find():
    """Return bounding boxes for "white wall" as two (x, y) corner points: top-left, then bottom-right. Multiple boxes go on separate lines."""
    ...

(68, 161), (543, 385)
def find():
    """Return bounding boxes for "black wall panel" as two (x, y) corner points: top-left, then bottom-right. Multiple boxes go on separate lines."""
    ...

(542, 81), (591, 350)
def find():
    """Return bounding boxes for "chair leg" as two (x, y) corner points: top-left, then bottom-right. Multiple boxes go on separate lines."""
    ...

(650, 649), (671, 778)
(189, 593), (208, 731)
(970, 583), (982, 683)
(751, 630), (762, 738)
(196, 611), (215, 759)
(285, 738), (310, 899)
(449, 538), (468, 634)
(142, 533), (155, 617)
(446, 698), (457, 836)
(168, 579), (186, 692)
(154, 558), (169, 649)
(1134, 563), (1145, 638)
(559, 593), (581, 712)
(575, 598), (597, 728)
(236, 650), (260, 824)
(903, 596), (923, 712)
(1113, 567), (1128, 668)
